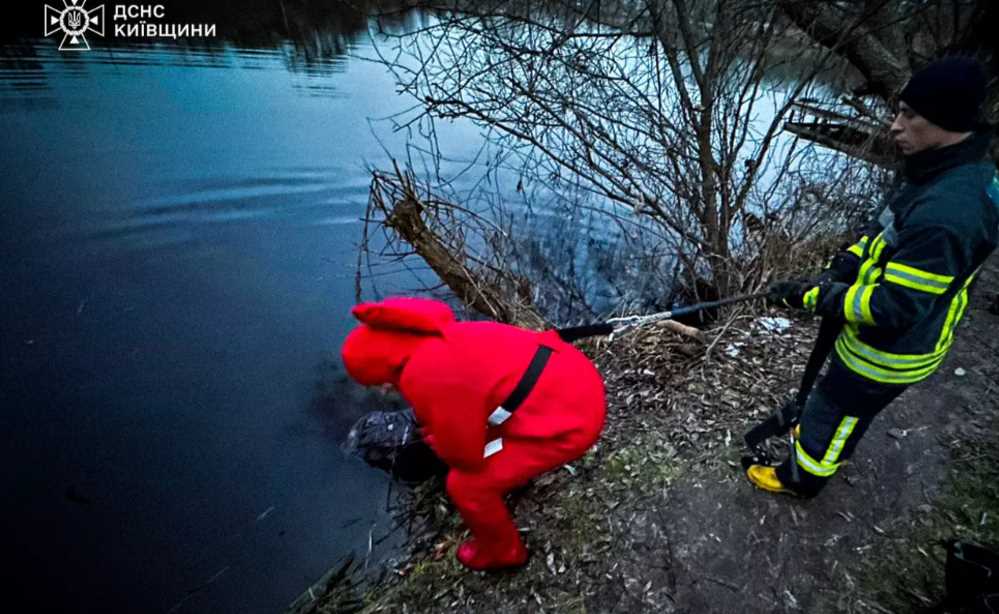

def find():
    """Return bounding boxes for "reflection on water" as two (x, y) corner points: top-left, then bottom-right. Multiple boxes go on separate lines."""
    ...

(0, 42), (353, 111)
(0, 4), (843, 611)
(1, 0), (430, 109)
(0, 7), (469, 614)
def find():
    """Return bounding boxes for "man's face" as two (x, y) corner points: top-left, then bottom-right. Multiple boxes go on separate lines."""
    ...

(889, 101), (949, 155)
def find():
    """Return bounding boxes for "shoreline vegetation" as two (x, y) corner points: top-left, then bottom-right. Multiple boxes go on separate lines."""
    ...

(291, 252), (999, 613)
(293, 159), (997, 614)
(287, 0), (998, 611)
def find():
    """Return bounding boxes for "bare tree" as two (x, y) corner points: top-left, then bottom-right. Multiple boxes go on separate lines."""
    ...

(361, 0), (891, 318)
(777, 0), (998, 159)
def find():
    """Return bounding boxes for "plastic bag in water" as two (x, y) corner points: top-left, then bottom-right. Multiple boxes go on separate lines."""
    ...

(341, 409), (446, 482)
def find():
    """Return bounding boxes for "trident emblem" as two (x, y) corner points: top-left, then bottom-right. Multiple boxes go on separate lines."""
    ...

(44, 0), (105, 51)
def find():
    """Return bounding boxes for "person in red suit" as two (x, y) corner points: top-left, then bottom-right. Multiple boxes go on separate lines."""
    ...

(341, 297), (606, 571)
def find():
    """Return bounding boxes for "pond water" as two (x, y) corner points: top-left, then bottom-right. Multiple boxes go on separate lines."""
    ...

(1, 3), (853, 612)
(0, 8), (486, 614)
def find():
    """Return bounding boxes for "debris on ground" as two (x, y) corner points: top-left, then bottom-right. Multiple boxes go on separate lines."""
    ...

(293, 259), (999, 614)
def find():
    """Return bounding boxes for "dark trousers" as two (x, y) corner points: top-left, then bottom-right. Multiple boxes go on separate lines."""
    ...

(776, 356), (908, 497)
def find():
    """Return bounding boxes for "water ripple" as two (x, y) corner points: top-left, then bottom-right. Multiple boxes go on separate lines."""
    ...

(75, 170), (371, 250)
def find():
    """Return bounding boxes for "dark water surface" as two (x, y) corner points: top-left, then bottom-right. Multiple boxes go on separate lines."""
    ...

(2, 4), (836, 611)
(1, 10), (483, 614)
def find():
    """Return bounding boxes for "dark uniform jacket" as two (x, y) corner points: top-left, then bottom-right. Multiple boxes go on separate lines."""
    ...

(807, 131), (999, 385)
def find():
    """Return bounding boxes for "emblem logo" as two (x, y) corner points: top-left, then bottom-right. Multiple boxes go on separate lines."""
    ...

(44, 0), (105, 51)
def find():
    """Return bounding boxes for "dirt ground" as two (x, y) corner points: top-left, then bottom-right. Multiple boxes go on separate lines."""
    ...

(660, 317), (997, 613)
(297, 254), (999, 614)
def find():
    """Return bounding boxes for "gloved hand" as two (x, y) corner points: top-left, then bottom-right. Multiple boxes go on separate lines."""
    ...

(767, 280), (814, 309)
(816, 250), (860, 286)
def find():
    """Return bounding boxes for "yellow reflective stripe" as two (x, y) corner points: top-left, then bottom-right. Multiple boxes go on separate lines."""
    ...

(822, 417), (859, 465)
(936, 289), (966, 353)
(841, 325), (945, 367)
(842, 284), (875, 325)
(857, 258), (875, 284)
(884, 262), (953, 294)
(795, 440), (838, 477)
(864, 265), (882, 285)
(835, 337), (944, 384)
(847, 235), (869, 258)
(868, 235), (880, 260)
(884, 272), (947, 294)
(953, 288), (971, 333)
(947, 289), (968, 347)
(858, 235), (872, 259)
(888, 262), (954, 285)
(803, 286), (819, 311)
(835, 342), (941, 384)
(858, 285), (875, 324)
(844, 284), (861, 322)
(856, 258), (883, 286)
(935, 272), (976, 352)
(872, 234), (887, 261)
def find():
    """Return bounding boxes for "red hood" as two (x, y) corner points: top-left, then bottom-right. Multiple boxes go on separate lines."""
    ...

(341, 297), (455, 387)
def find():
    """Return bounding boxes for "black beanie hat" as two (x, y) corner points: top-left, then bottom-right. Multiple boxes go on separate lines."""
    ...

(898, 57), (986, 132)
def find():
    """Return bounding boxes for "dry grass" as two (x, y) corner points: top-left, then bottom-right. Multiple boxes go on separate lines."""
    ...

(292, 261), (999, 614)
(291, 305), (819, 613)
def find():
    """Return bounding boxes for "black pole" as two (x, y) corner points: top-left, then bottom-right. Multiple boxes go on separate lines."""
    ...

(795, 315), (842, 406)
(742, 315), (843, 450)
(556, 291), (768, 342)
(666, 291), (770, 319)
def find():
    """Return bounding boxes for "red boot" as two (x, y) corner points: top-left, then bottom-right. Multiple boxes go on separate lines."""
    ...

(456, 537), (528, 571)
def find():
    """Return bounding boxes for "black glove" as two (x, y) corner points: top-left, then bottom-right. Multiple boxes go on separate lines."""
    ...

(767, 280), (813, 309)
(816, 251), (861, 286)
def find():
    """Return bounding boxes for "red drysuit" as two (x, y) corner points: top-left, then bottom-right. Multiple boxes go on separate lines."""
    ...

(341, 297), (606, 571)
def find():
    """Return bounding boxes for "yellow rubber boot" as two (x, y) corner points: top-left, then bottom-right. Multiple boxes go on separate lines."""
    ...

(746, 464), (798, 496)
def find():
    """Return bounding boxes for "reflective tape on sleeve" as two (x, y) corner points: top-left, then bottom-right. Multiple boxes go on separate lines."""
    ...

(884, 262), (953, 294)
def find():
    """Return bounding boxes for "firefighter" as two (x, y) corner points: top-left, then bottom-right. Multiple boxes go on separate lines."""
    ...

(749, 56), (999, 497)
(341, 297), (606, 570)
